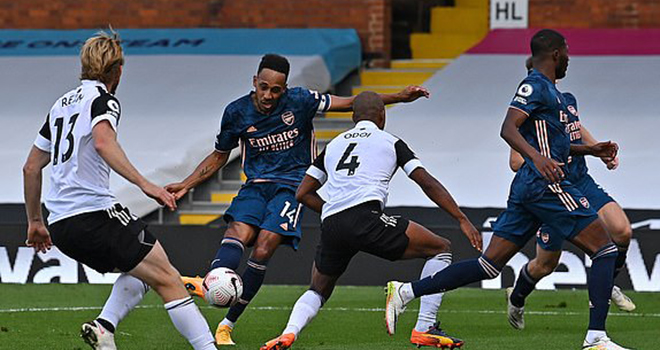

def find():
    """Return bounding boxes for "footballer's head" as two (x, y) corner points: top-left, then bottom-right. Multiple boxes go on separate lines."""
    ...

(253, 54), (290, 114)
(80, 28), (124, 94)
(525, 56), (533, 72)
(531, 29), (569, 79)
(352, 91), (386, 130)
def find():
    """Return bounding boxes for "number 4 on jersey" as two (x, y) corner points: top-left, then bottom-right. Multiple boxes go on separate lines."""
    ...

(336, 143), (360, 176)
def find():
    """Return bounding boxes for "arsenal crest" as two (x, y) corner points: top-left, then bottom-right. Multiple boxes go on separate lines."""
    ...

(281, 111), (295, 126)
(540, 232), (550, 244)
(580, 197), (590, 208)
(568, 105), (578, 116)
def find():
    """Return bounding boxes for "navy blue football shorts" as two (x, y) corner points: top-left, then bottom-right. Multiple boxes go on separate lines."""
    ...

(535, 174), (615, 251)
(573, 174), (615, 212)
(493, 183), (599, 251)
(223, 182), (304, 249)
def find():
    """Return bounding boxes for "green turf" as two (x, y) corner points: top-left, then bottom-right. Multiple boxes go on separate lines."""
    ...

(0, 284), (657, 349)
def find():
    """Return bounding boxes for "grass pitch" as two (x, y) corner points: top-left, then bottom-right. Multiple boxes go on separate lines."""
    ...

(0, 284), (658, 349)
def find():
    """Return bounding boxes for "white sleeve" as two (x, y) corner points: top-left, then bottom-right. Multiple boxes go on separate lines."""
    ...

(33, 115), (51, 152)
(306, 165), (327, 184)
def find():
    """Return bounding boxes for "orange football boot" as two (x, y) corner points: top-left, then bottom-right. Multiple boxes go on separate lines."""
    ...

(260, 333), (296, 350)
(410, 322), (464, 349)
(181, 275), (204, 298)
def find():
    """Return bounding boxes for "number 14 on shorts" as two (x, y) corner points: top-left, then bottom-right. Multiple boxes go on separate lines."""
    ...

(279, 201), (302, 231)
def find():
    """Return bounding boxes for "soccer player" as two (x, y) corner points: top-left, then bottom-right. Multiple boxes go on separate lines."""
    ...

(385, 29), (630, 350)
(23, 31), (216, 350)
(506, 60), (635, 331)
(260, 91), (481, 350)
(165, 54), (431, 345)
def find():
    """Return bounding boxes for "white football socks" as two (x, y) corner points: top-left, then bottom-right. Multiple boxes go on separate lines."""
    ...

(400, 283), (416, 304)
(414, 253), (452, 332)
(219, 318), (235, 328)
(282, 290), (324, 338)
(586, 330), (608, 344)
(165, 297), (216, 350)
(98, 274), (150, 329)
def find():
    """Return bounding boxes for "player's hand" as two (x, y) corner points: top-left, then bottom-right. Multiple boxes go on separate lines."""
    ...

(165, 182), (189, 201)
(532, 155), (565, 183)
(605, 156), (619, 170)
(398, 85), (430, 102)
(589, 141), (618, 159)
(142, 182), (177, 211)
(26, 221), (52, 253)
(459, 217), (482, 252)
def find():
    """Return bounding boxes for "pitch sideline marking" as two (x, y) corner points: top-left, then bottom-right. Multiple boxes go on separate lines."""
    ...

(0, 305), (658, 318)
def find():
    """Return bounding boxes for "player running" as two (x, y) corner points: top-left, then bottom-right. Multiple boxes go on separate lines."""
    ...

(260, 91), (481, 350)
(385, 29), (630, 350)
(165, 54), (431, 345)
(506, 60), (635, 331)
(23, 31), (216, 350)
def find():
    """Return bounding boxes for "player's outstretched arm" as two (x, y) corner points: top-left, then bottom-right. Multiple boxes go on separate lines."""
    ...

(23, 145), (52, 253)
(295, 175), (325, 213)
(327, 85), (430, 112)
(92, 121), (176, 210)
(165, 151), (230, 200)
(501, 108), (565, 183)
(409, 168), (482, 251)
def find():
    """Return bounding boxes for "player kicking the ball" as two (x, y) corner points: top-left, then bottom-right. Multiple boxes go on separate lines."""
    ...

(23, 30), (216, 350)
(260, 91), (482, 350)
(165, 54), (431, 345)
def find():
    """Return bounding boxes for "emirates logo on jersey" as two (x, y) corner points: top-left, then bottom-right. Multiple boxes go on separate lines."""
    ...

(281, 111), (295, 126)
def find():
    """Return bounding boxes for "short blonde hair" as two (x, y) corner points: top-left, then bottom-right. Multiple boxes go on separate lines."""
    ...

(80, 29), (124, 83)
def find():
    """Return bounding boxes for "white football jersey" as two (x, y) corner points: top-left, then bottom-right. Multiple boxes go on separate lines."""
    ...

(33, 80), (121, 224)
(306, 120), (424, 220)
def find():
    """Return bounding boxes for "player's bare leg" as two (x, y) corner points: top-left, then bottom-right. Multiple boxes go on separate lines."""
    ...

(598, 202), (635, 312)
(127, 241), (216, 350)
(262, 264), (339, 350)
(599, 202), (632, 247)
(570, 219), (628, 349)
(183, 221), (259, 298)
(217, 229), (283, 345)
(399, 221), (451, 259)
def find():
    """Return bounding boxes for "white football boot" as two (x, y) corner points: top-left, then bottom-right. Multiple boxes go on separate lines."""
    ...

(385, 281), (409, 335)
(81, 320), (117, 350)
(506, 287), (525, 330)
(582, 335), (630, 350)
(611, 286), (636, 312)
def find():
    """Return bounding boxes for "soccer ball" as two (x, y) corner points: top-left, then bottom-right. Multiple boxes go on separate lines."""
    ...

(202, 268), (243, 308)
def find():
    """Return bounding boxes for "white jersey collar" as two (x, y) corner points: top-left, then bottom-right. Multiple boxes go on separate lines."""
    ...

(81, 80), (108, 92)
(355, 120), (378, 129)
